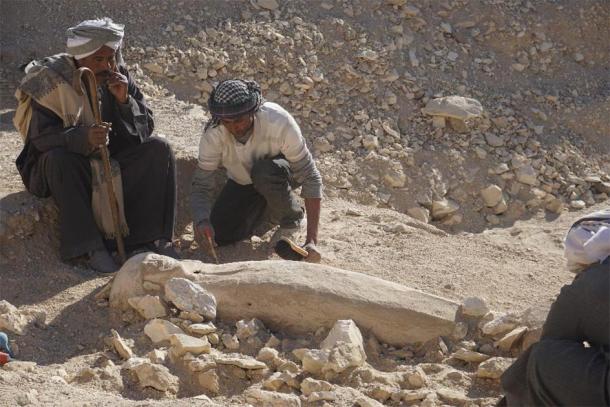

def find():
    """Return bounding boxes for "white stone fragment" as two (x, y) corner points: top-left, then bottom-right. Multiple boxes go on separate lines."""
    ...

(127, 295), (166, 319)
(144, 319), (184, 343)
(476, 357), (514, 379)
(461, 297), (489, 317)
(0, 300), (28, 335)
(169, 334), (211, 356)
(422, 96), (483, 120)
(164, 278), (217, 320)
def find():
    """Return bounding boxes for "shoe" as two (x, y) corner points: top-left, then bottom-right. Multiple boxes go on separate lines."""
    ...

(152, 239), (181, 259)
(275, 237), (309, 261)
(89, 249), (120, 274)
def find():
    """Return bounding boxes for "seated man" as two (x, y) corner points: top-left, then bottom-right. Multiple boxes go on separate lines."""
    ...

(14, 18), (178, 273)
(500, 210), (610, 406)
(190, 79), (322, 262)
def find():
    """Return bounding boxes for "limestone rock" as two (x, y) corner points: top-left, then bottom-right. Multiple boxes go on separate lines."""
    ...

(407, 207), (430, 223)
(147, 349), (167, 364)
(461, 297), (489, 318)
(256, 0), (280, 11)
(144, 319), (184, 343)
(236, 318), (264, 339)
(481, 185), (503, 207)
(197, 369), (220, 394)
(431, 199), (459, 220)
(188, 322), (217, 336)
(127, 295), (166, 319)
(301, 377), (333, 396)
(422, 96), (483, 120)
(495, 326), (528, 351)
(437, 388), (470, 405)
(321, 320), (364, 351)
(485, 133), (505, 147)
(169, 333), (211, 356)
(516, 165), (538, 186)
(298, 348), (330, 375)
(130, 361), (179, 393)
(215, 353), (267, 369)
(476, 357), (514, 379)
(481, 314), (519, 337)
(263, 371), (299, 391)
(0, 300), (28, 335)
(307, 391), (337, 402)
(244, 388), (301, 406)
(164, 277), (217, 320)
(222, 333), (240, 350)
(257, 347), (279, 364)
(452, 348), (490, 363)
(111, 259), (459, 346)
(355, 395), (385, 407)
(110, 329), (133, 360)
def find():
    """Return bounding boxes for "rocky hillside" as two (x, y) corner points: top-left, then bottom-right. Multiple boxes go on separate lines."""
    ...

(0, 0), (608, 406)
(2, 0), (609, 233)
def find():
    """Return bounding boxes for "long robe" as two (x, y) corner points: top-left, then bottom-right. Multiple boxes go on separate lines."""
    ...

(501, 260), (610, 406)
(15, 66), (176, 260)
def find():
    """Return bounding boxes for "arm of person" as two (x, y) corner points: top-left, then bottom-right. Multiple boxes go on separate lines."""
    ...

(106, 67), (154, 146)
(278, 109), (323, 246)
(541, 263), (609, 347)
(291, 151), (323, 245)
(191, 127), (223, 246)
(29, 100), (96, 155)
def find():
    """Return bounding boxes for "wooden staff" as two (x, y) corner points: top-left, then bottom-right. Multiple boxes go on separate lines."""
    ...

(73, 67), (127, 264)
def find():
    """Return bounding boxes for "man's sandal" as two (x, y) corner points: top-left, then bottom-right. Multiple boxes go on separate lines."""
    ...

(274, 237), (308, 261)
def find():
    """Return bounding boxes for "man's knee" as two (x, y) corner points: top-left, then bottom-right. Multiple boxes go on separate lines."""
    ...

(251, 158), (288, 187)
(142, 136), (173, 160)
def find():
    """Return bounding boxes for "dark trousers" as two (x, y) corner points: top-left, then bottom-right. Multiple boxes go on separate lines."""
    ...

(39, 137), (176, 259)
(210, 157), (303, 246)
(501, 261), (610, 406)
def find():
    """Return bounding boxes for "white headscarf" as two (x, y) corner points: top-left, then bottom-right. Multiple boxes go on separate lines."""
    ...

(564, 209), (610, 272)
(66, 18), (124, 60)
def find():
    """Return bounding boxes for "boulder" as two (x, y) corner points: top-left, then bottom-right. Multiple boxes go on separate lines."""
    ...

(127, 295), (166, 319)
(461, 297), (489, 318)
(127, 361), (179, 393)
(0, 300), (28, 335)
(169, 334), (211, 356)
(422, 96), (483, 120)
(110, 258), (459, 346)
(164, 277), (217, 320)
(245, 388), (301, 406)
(476, 357), (514, 379)
(144, 319), (184, 343)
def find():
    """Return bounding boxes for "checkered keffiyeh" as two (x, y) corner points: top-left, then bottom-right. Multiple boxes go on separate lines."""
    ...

(206, 79), (264, 130)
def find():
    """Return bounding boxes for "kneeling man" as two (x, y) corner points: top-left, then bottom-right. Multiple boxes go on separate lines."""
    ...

(191, 79), (322, 262)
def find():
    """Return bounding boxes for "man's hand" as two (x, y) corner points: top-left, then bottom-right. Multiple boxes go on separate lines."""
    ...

(194, 219), (217, 251)
(87, 123), (111, 148)
(107, 69), (128, 104)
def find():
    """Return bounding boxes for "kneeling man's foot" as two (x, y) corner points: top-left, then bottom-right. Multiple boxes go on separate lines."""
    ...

(151, 239), (181, 259)
(89, 249), (119, 274)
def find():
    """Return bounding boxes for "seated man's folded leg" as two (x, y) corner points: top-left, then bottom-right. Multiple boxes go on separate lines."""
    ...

(524, 339), (609, 406)
(114, 137), (176, 248)
(40, 148), (106, 261)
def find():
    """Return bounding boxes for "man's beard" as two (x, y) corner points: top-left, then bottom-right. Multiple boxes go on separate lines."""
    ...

(95, 71), (111, 84)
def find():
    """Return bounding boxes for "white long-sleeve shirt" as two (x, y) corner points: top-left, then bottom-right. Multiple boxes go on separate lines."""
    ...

(191, 102), (322, 223)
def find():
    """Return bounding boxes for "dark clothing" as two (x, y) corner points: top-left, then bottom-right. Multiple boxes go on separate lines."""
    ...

(501, 260), (610, 406)
(210, 156), (303, 246)
(15, 67), (176, 260)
